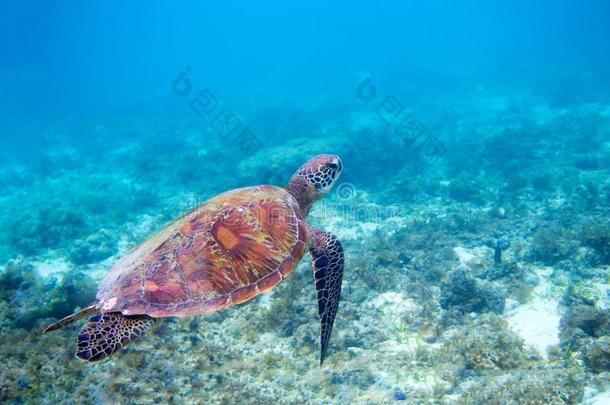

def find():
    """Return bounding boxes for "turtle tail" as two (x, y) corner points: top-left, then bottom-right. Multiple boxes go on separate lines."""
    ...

(43, 305), (98, 333)
(76, 313), (155, 362)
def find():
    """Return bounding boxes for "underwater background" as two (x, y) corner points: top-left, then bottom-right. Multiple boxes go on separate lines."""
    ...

(1, 1), (609, 404)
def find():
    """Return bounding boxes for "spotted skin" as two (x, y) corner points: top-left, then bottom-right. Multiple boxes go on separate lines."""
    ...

(308, 225), (344, 365)
(76, 313), (154, 362)
(96, 185), (307, 317)
(294, 154), (341, 192)
(285, 154), (343, 216)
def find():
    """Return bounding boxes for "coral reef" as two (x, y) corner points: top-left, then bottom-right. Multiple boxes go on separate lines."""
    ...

(580, 222), (610, 265)
(560, 287), (610, 374)
(69, 229), (116, 265)
(1, 83), (609, 404)
(441, 314), (530, 373)
(440, 268), (506, 315)
(530, 225), (576, 265)
(459, 366), (584, 404)
(9, 203), (88, 257)
(0, 261), (96, 330)
(448, 173), (482, 204)
(485, 235), (510, 265)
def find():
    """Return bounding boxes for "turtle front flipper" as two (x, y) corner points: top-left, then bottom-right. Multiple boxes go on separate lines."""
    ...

(308, 225), (345, 365)
(76, 313), (155, 362)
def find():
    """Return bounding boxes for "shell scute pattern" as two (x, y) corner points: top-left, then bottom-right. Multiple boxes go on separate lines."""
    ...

(96, 186), (307, 317)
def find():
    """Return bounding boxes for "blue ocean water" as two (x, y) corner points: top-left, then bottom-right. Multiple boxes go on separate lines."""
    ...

(1, 1), (609, 404)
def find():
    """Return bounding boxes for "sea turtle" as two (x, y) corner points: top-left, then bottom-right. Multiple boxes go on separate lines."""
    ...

(44, 154), (345, 365)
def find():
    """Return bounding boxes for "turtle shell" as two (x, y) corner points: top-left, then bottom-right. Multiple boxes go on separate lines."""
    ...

(96, 185), (308, 317)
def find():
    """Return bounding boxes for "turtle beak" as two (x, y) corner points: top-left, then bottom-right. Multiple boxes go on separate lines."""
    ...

(331, 157), (342, 175)
(330, 157), (343, 181)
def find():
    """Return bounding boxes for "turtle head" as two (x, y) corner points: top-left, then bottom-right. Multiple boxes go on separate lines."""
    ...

(286, 154), (343, 215)
(297, 154), (343, 194)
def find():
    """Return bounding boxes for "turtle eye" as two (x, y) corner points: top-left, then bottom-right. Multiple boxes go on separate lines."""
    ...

(327, 162), (339, 170)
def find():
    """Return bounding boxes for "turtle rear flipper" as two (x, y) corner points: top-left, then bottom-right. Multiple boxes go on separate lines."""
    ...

(43, 305), (98, 333)
(76, 313), (155, 362)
